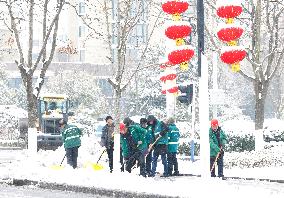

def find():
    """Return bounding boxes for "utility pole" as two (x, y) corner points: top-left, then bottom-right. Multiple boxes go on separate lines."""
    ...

(197, 0), (210, 178)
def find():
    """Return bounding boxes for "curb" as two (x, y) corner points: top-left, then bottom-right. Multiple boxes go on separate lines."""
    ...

(173, 173), (284, 184)
(2, 178), (179, 198)
(0, 147), (23, 150)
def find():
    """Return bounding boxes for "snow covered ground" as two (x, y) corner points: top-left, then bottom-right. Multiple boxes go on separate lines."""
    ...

(0, 133), (284, 198)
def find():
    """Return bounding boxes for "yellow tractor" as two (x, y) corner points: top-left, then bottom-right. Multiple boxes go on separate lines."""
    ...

(37, 94), (73, 150)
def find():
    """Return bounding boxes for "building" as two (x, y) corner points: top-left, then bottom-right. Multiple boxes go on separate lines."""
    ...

(0, 0), (197, 91)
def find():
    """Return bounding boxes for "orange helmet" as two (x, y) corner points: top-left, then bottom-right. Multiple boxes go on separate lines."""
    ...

(211, 119), (219, 127)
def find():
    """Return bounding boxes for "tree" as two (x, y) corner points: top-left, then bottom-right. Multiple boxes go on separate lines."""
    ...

(42, 70), (108, 116)
(0, 0), (66, 127)
(68, 0), (164, 122)
(205, 0), (284, 130)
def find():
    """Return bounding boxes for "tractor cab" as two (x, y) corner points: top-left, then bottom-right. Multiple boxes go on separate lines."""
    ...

(37, 94), (70, 150)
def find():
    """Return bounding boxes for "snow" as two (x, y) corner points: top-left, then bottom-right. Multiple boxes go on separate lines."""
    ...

(217, 23), (244, 32)
(221, 46), (246, 53)
(164, 20), (190, 29)
(166, 45), (195, 55)
(1, 141), (284, 197)
(1, 111), (284, 197)
(216, 0), (243, 8)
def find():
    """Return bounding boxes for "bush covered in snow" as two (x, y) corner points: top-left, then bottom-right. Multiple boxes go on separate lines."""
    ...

(225, 144), (284, 169)
(0, 106), (27, 140)
(178, 141), (200, 156)
(226, 133), (255, 152)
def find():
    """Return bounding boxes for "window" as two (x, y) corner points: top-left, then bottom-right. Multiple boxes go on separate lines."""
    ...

(79, 2), (85, 15)
(33, 40), (40, 46)
(111, 48), (118, 63)
(57, 53), (68, 62)
(79, 50), (85, 62)
(32, 53), (39, 61)
(128, 24), (147, 46)
(79, 25), (85, 37)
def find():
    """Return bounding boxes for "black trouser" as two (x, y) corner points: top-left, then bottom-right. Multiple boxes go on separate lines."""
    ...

(106, 143), (124, 172)
(106, 146), (114, 172)
(168, 152), (178, 174)
(210, 155), (224, 177)
(145, 150), (152, 174)
(125, 151), (146, 176)
(65, 146), (79, 169)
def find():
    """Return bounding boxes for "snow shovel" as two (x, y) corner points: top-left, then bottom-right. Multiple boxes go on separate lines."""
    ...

(145, 135), (162, 157)
(50, 154), (66, 170)
(210, 152), (221, 173)
(84, 149), (106, 171)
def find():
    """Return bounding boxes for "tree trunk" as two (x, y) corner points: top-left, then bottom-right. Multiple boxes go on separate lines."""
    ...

(254, 80), (268, 130)
(255, 95), (265, 130)
(26, 75), (38, 128)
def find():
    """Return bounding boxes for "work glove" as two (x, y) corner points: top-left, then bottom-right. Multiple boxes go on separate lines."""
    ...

(155, 134), (162, 140)
(220, 147), (224, 156)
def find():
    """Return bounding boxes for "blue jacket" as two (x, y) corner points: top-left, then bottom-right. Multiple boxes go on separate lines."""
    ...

(168, 123), (180, 153)
(101, 124), (114, 148)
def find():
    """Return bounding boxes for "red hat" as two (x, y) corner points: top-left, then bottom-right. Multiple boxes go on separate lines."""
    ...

(211, 119), (219, 127)
(119, 123), (126, 132)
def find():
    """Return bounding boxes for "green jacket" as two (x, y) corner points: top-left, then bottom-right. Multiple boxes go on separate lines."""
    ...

(128, 124), (147, 151)
(120, 134), (131, 158)
(209, 127), (227, 157)
(152, 121), (168, 145)
(168, 124), (180, 153)
(61, 124), (82, 149)
(145, 125), (154, 145)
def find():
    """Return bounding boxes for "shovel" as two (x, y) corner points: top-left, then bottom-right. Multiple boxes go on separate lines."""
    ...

(84, 149), (106, 171)
(210, 152), (221, 173)
(50, 154), (66, 170)
(145, 135), (162, 157)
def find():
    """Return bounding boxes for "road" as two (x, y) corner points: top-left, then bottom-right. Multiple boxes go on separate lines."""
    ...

(0, 183), (108, 198)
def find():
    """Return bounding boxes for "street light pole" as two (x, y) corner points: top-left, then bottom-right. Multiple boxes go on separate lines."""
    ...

(197, 0), (205, 77)
(197, 0), (210, 178)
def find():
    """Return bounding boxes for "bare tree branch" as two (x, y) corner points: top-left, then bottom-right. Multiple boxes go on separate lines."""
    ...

(28, 0), (34, 68)
(32, 0), (65, 72)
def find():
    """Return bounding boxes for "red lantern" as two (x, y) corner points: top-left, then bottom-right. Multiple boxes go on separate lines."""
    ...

(160, 75), (167, 82)
(162, 1), (189, 20)
(160, 61), (175, 69)
(217, 25), (243, 43)
(165, 24), (191, 41)
(216, 4), (243, 19)
(168, 47), (194, 65)
(165, 73), (177, 81)
(220, 46), (246, 72)
(220, 47), (246, 64)
(167, 86), (178, 94)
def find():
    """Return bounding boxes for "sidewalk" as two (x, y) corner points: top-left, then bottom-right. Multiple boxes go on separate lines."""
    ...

(1, 147), (284, 198)
(1, 155), (284, 198)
